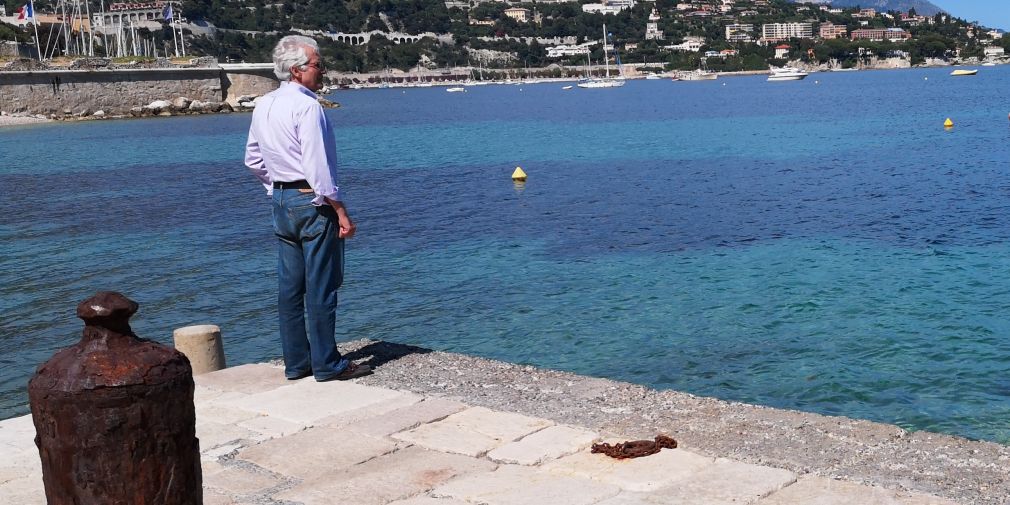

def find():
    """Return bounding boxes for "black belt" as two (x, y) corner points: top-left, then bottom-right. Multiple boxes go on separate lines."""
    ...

(273, 180), (311, 190)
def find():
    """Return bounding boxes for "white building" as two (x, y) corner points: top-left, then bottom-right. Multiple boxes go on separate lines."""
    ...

(504, 7), (530, 23)
(984, 46), (1005, 58)
(725, 23), (754, 42)
(666, 36), (704, 52)
(546, 43), (594, 58)
(645, 8), (663, 40)
(761, 22), (813, 42)
(582, 3), (629, 14)
(92, 1), (180, 28)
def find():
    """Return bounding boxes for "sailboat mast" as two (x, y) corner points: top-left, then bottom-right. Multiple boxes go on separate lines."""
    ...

(602, 23), (610, 79)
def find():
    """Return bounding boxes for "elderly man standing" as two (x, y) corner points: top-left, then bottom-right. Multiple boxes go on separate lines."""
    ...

(244, 35), (370, 381)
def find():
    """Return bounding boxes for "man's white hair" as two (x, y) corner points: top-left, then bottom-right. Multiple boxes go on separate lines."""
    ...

(272, 35), (320, 80)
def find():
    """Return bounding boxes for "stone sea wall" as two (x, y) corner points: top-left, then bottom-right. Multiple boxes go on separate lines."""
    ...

(0, 67), (278, 117)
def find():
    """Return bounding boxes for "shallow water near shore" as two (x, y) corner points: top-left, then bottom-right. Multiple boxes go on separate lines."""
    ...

(2, 66), (1010, 443)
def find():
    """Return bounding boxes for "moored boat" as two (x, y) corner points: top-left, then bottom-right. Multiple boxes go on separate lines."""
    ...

(446, 87), (466, 93)
(577, 23), (625, 89)
(950, 69), (978, 76)
(767, 66), (809, 81)
(677, 70), (717, 81)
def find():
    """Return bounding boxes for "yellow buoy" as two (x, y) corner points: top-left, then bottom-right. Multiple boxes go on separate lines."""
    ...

(511, 166), (527, 182)
(944, 118), (954, 128)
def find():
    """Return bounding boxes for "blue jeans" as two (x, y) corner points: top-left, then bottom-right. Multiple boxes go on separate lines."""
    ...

(272, 189), (349, 381)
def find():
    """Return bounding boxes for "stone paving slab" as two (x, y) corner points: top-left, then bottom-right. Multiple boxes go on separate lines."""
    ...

(219, 379), (410, 425)
(644, 458), (797, 504)
(0, 448), (42, 484)
(274, 445), (496, 505)
(315, 391), (424, 428)
(203, 465), (284, 496)
(203, 488), (239, 505)
(196, 419), (261, 450)
(345, 397), (468, 438)
(0, 475), (45, 505)
(389, 496), (474, 505)
(194, 363), (290, 394)
(236, 413), (306, 440)
(0, 414), (36, 452)
(394, 418), (501, 457)
(236, 424), (400, 480)
(393, 406), (554, 457)
(487, 424), (600, 465)
(542, 446), (715, 492)
(432, 463), (622, 505)
(195, 403), (263, 426)
(758, 475), (960, 505)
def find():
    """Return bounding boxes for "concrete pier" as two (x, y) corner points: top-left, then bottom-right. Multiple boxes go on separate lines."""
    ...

(1, 339), (1005, 504)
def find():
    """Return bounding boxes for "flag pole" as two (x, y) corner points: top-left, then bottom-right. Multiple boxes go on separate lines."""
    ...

(167, 4), (179, 58)
(29, 0), (42, 60)
(175, 2), (185, 58)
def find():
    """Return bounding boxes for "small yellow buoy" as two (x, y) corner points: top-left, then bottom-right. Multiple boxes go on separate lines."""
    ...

(944, 118), (954, 128)
(512, 166), (527, 182)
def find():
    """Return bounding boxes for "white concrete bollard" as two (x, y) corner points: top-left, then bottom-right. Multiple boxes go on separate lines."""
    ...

(172, 325), (226, 375)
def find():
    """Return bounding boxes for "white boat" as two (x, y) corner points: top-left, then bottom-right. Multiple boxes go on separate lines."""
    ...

(561, 85), (573, 90)
(446, 87), (466, 93)
(577, 77), (625, 88)
(645, 73), (663, 80)
(981, 62), (997, 67)
(678, 70), (718, 81)
(577, 24), (625, 89)
(950, 69), (978, 76)
(767, 67), (809, 81)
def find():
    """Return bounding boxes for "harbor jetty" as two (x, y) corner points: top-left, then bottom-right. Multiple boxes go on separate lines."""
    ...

(0, 57), (278, 119)
(1, 339), (1005, 504)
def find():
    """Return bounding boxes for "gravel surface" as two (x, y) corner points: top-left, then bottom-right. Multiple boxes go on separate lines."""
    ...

(0, 115), (50, 127)
(331, 339), (1009, 505)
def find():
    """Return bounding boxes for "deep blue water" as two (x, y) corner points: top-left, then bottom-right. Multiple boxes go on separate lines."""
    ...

(2, 66), (1010, 443)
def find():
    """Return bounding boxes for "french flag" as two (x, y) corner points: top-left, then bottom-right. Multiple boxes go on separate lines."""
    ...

(16, 3), (34, 21)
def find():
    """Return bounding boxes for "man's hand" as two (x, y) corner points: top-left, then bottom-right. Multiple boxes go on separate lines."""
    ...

(337, 213), (356, 238)
(326, 198), (356, 239)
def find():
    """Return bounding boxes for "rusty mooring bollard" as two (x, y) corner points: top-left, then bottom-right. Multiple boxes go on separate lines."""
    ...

(28, 292), (202, 505)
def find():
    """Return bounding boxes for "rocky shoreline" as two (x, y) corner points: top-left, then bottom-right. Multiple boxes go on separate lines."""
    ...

(0, 95), (338, 126)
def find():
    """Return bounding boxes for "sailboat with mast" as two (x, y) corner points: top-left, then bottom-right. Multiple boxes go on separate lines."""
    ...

(577, 24), (625, 89)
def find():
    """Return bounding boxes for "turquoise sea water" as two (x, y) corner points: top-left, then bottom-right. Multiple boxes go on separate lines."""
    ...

(2, 66), (1010, 443)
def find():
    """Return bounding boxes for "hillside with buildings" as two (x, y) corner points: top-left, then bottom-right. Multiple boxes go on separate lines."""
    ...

(1, 0), (1007, 74)
(792, 0), (943, 16)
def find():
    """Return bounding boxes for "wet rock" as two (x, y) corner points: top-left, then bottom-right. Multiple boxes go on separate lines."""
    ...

(171, 97), (192, 111)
